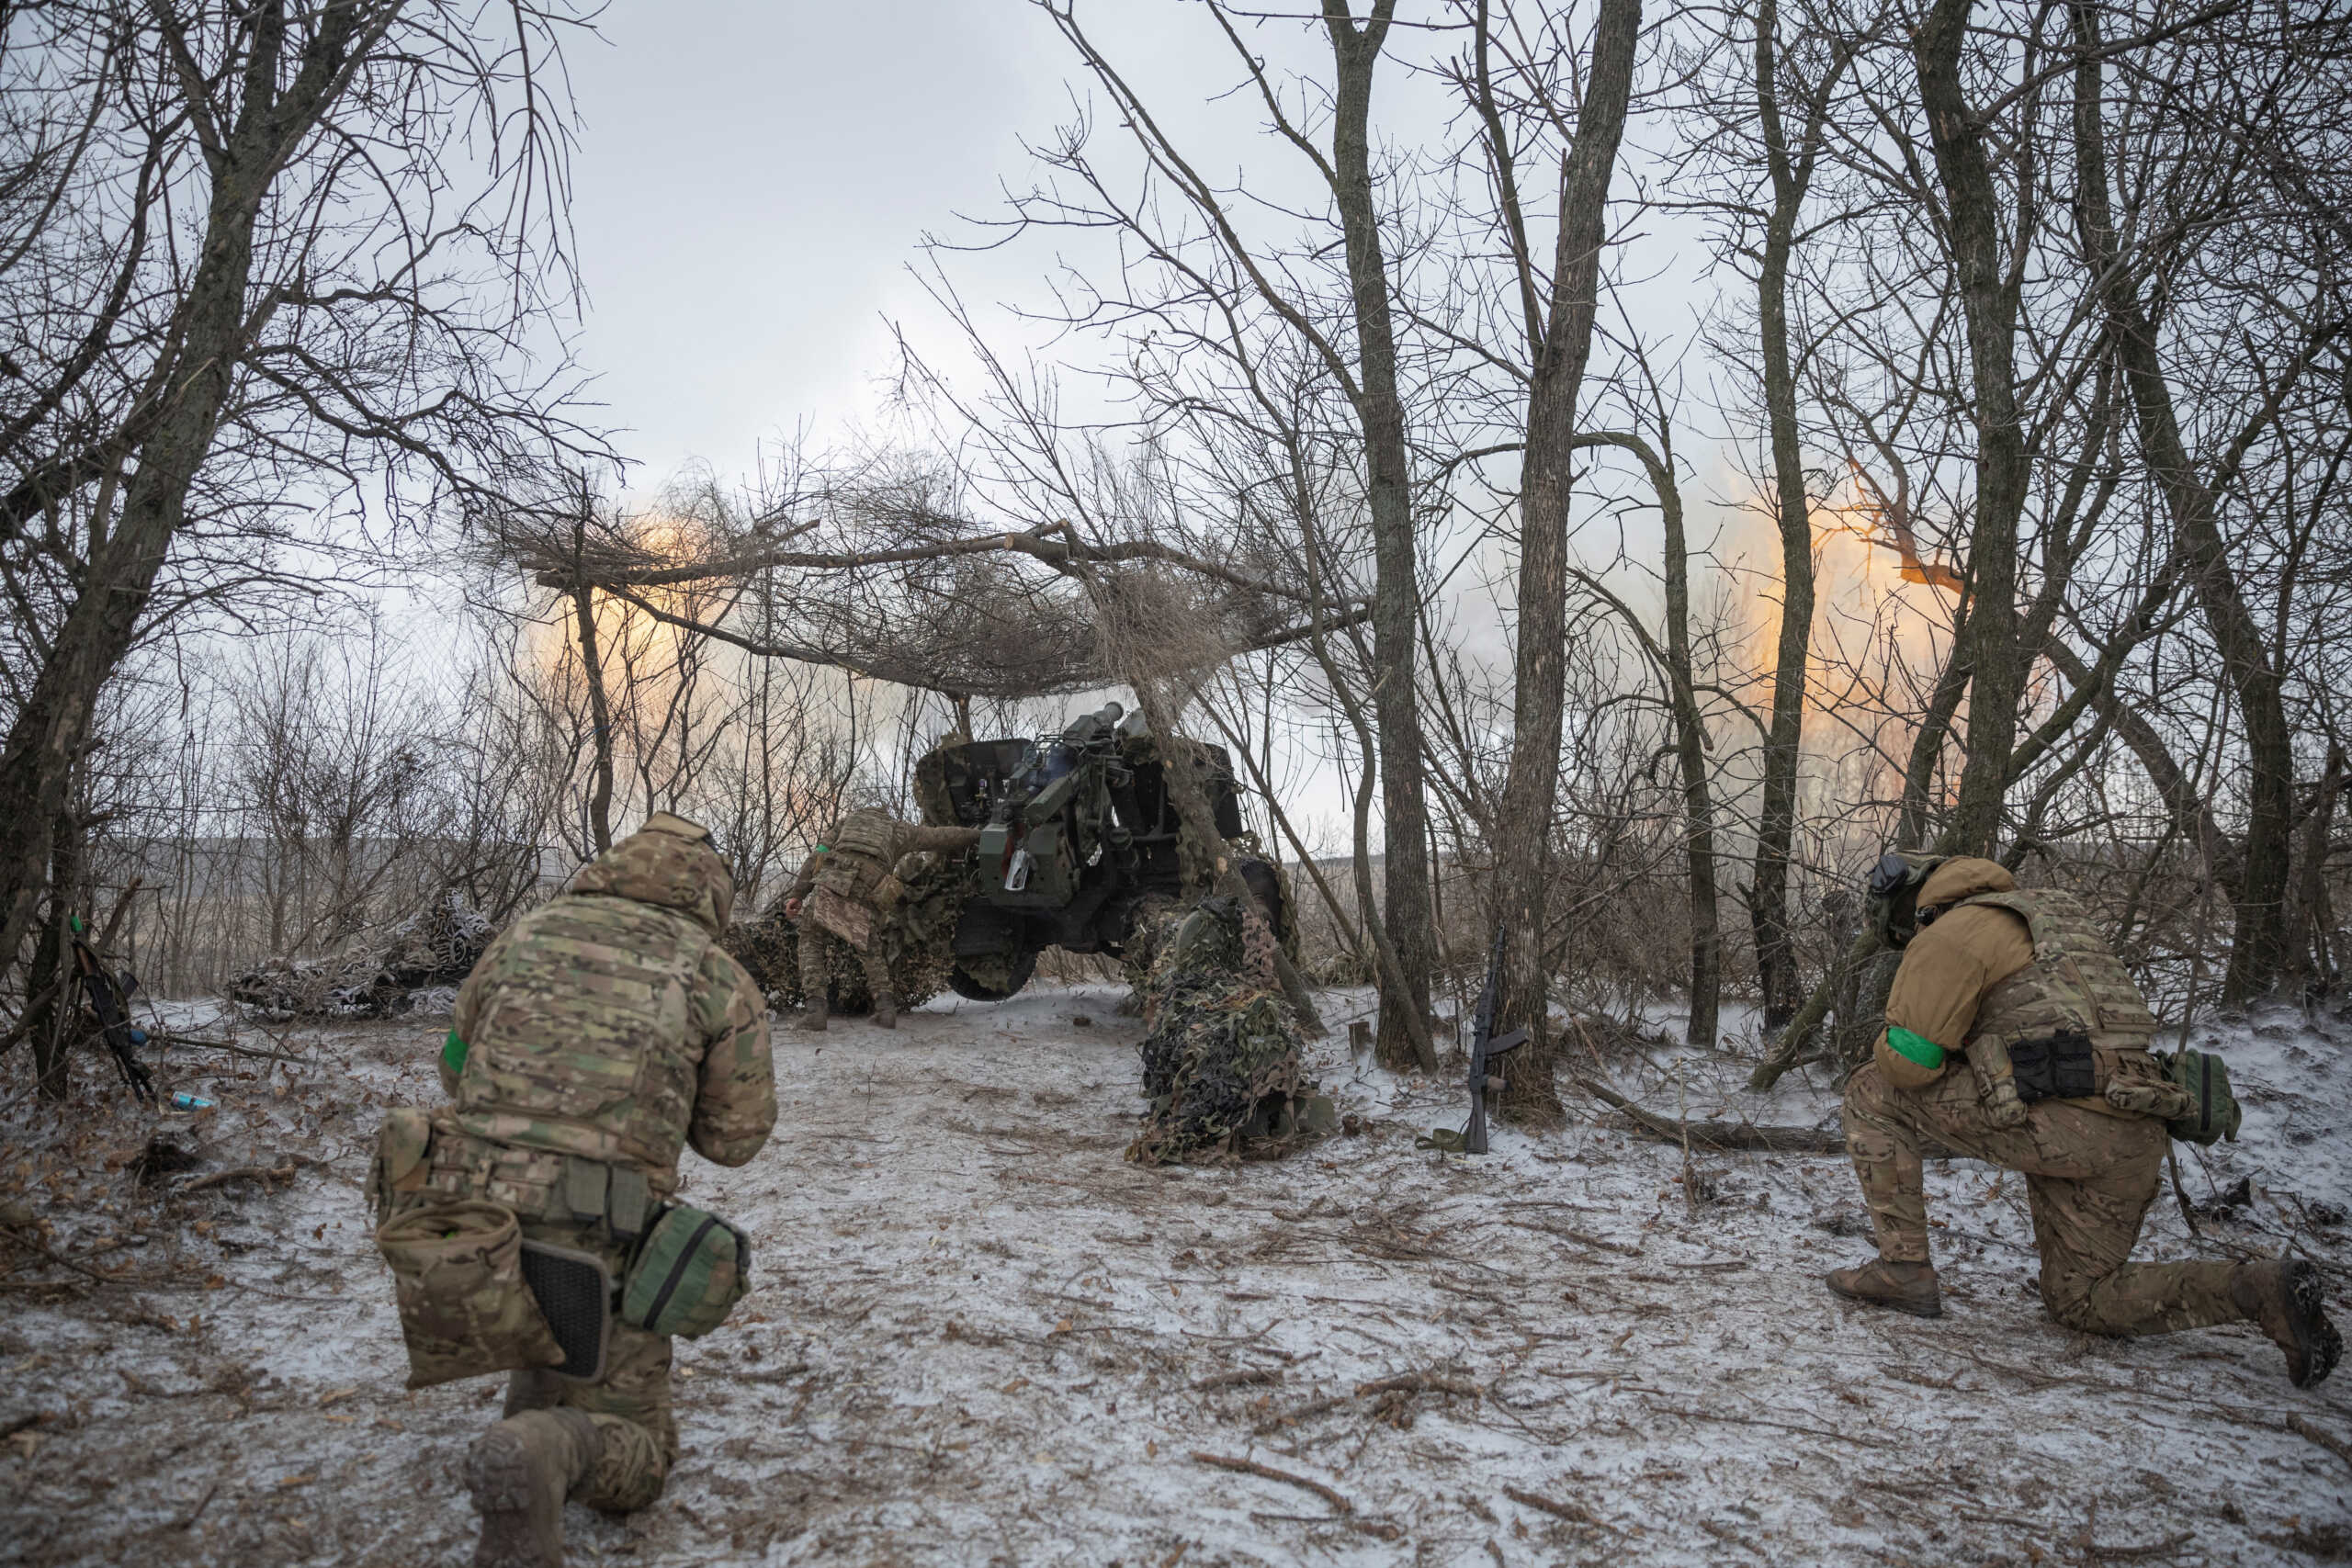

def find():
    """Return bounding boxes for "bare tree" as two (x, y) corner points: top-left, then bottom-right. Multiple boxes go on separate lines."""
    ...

(0, 0), (608, 991)
(1453, 0), (1645, 1122)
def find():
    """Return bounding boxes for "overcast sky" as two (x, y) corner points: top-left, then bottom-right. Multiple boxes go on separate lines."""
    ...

(560, 2), (1276, 491)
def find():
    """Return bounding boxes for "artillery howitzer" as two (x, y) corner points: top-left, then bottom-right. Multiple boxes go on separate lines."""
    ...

(914, 703), (1277, 1001)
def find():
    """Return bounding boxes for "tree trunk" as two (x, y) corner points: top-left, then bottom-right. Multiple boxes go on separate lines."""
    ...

(1490, 0), (1644, 1124)
(1573, 431), (1721, 1047)
(1324, 3), (1437, 1070)
(574, 576), (616, 855)
(0, 0), (364, 980)
(27, 810), (81, 1100)
(1748, 0), (1816, 1031)
(2068, 5), (2294, 1001)
(2286, 746), (2343, 992)
(1913, 0), (2030, 860)
(1657, 446), (1722, 1048)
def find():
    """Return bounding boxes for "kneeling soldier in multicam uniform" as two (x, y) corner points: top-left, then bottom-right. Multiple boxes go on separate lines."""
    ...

(1830, 852), (2339, 1387)
(376, 814), (775, 1566)
(781, 805), (979, 1031)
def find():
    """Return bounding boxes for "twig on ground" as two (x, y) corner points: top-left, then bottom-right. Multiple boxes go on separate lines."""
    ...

(1193, 1368), (1283, 1390)
(177, 1163), (297, 1193)
(1575, 1074), (1843, 1154)
(1255, 1393), (1351, 1434)
(156, 1033), (309, 1066)
(2081, 1532), (2193, 1561)
(1507, 1219), (1643, 1257)
(177, 1482), (219, 1530)
(1190, 1451), (1351, 1515)
(1501, 1484), (1624, 1535)
(2287, 1415), (2352, 1473)
(1354, 1372), (1478, 1400)
(1638, 1397), (1897, 1450)
(0, 1224), (110, 1282)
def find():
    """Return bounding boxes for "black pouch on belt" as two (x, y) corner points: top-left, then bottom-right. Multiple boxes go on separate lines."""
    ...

(2009, 1030), (2097, 1103)
(518, 1240), (614, 1382)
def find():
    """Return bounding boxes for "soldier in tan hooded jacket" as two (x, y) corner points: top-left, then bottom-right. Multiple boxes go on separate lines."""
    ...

(382, 813), (774, 1567)
(1831, 853), (2338, 1387)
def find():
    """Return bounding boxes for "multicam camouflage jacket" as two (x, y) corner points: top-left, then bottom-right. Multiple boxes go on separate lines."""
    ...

(445, 815), (775, 1190)
(786, 808), (981, 907)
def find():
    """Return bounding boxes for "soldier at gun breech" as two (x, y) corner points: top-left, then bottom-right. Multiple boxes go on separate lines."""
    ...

(783, 805), (982, 1031)
(1830, 851), (2339, 1386)
(367, 813), (775, 1567)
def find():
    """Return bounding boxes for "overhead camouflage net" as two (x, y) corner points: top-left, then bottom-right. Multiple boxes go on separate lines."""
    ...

(1127, 894), (1332, 1167)
(722, 851), (970, 1015)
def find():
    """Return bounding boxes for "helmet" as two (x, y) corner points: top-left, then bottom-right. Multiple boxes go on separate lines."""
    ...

(1865, 850), (1945, 950)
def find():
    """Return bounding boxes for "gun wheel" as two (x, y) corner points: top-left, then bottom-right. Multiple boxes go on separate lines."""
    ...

(948, 947), (1039, 1002)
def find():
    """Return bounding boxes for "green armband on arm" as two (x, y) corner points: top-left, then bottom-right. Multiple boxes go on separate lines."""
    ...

(1886, 1025), (1944, 1070)
(443, 1029), (469, 1077)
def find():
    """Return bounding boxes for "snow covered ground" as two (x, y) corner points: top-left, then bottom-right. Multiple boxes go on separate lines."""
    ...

(2, 986), (2347, 1566)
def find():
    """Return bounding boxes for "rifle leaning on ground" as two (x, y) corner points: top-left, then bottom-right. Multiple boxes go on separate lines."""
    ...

(68, 917), (153, 1101)
(1423, 927), (1531, 1155)
(1463, 927), (1530, 1154)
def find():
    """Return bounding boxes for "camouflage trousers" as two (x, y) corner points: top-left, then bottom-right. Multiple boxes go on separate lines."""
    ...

(799, 887), (893, 1001)
(501, 1217), (675, 1512)
(391, 1180), (676, 1513)
(1842, 1061), (2240, 1336)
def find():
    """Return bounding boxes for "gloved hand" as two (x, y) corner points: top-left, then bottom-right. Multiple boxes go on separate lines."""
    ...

(1982, 1076), (2030, 1129)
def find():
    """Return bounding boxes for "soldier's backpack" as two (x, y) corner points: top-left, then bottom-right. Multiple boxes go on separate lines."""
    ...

(2160, 1046), (2243, 1145)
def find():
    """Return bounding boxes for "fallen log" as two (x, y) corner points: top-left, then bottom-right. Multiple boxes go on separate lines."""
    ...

(1574, 1075), (1845, 1153)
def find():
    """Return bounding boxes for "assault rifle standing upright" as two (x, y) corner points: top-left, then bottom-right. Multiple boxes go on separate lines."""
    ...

(1462, 926), (1529, 1155)
(69, 916), (153, 1101)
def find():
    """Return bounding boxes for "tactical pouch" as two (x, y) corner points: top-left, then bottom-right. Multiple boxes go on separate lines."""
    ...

(2161, 1047), (2243, 1145)
(374, 1199), (564, 1390)
(619, 1203), (751, 1339)
(517, 1239), (614, 1382)
(368, 1108), (435, 1225)
(2008, 1030), (2098, 1103)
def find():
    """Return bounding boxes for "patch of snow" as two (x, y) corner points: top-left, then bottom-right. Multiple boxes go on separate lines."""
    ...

(1, 989), (2346, 1566)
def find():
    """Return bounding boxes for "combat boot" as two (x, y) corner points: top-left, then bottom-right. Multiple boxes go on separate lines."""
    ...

(795, 996), (828, 1032)
(1826, 1258), (1942, 1318)
(2232, 1258), (2341, 1387)
(467, 1407), (598, 1568)
(870, 990), (899, 1030)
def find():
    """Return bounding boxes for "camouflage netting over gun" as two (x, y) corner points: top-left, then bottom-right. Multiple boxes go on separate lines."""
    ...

(226, 895), (494, 1019)
(1127, 895), (1330, 1167)
(722, 852), (970, 1014)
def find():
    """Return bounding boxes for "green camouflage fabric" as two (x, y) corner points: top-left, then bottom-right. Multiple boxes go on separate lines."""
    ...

(1956, 888), (2162, 1054)
(1127, 896), (1317, 1167)
(1843, 1060), (2241, 1335)
(447, 818), (774, 1190)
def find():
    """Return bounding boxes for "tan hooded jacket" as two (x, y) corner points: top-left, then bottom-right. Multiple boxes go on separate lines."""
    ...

(447, 814), (775, 1184)
(1877, 857), (2036, 1079)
